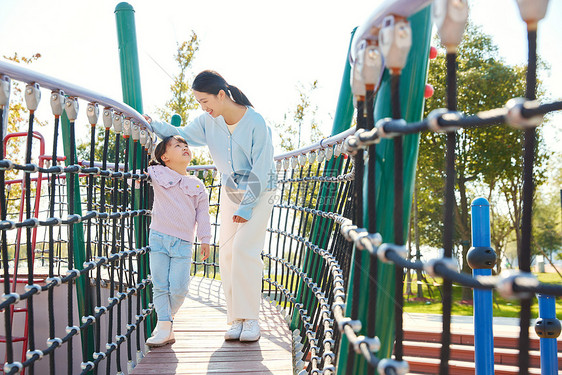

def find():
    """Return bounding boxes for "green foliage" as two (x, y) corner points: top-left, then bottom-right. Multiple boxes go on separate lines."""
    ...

(77, 128), (121, 166)
(77, 32), (212, 167)
(273, 80), (332, 251)
(533, 153), (562, 260)
(534, 206), (562, 259)
(275, 81), (323, 152)
(271, 81), (346, 276)
(489, 207), (512, 274)
(416, 23), (550, 284)
(155, 32), (213, 167)
(156, 32), (200, 125)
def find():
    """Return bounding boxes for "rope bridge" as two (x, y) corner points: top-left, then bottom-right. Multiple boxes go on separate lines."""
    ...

(0, 0), (561, 374)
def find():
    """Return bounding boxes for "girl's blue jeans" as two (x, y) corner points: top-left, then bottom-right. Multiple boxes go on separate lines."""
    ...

(149, 230), (192, 321)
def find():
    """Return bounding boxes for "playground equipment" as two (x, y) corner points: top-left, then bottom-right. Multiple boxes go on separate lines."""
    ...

(468, 198), (496, 374)
(0, 0), (560, 374)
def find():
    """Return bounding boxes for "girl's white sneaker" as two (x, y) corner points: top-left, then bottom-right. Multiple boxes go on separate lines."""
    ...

(150, 315), (175, 337)
(239, 319), (260, 342)
(146, 321), (175, 347)
(224, 319), (244, 340)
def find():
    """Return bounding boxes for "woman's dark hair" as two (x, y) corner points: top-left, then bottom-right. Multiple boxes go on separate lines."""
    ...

(149, 135), (188, 166)
(192, 70), (253, 107)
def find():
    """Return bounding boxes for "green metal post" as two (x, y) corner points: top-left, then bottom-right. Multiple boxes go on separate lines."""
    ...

(61, 112), (94, 369)
(115, 1), (144, 241)
(115, 2), (144, 114)
(336, 6), (433, 374)
(290, 30), (355, 331)
(114, 1), (151, 333)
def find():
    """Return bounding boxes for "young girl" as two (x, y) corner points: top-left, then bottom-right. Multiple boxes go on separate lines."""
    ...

(145, 70), (277, 342)
(145, 135), (211, 347)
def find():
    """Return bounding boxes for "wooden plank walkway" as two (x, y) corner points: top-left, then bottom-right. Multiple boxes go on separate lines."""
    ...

(131, 277), (294, 375)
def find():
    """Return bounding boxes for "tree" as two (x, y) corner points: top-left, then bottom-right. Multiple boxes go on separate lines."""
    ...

(534, 202), (562, 260)
(274, 81), (323, 152)
(489, 205), (513, 274)
(417, 22), (549, 299)
(156, 32), (212, 168)
(156, 32), (200, 126)
(533, 154), (562, 262)
(77, 129), (119, 166)
(272, 80), (330, 242)
(77, 32), (212, 168)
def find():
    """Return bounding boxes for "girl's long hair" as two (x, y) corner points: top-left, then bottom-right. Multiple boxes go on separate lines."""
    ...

(192, 70), (253, 107)
(149, 135), (188, 166)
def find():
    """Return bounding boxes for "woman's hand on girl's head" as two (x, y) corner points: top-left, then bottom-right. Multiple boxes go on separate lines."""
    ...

(232, 215), (248, 223)
(200, 243), (210, 261)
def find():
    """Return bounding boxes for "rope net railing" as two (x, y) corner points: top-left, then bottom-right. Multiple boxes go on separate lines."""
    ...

(266, 134), (356, 374)
(0, 61), (162, 375)
(259, 2), (562, 375)
(0, 54), (229, 374)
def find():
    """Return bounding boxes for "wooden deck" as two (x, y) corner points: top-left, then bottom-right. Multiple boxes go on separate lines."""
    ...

(131, 277), (294, 375)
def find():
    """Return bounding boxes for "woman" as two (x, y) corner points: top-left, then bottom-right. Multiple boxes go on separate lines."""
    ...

(146, 70), (277, 342)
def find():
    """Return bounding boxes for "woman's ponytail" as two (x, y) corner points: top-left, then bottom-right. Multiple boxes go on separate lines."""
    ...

(226, 84), (252, 107)
(193, 70), (253, 107)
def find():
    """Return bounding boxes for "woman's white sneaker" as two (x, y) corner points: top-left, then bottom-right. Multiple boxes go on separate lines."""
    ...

(239, 319), (260, 342)
(224, 319), (244, 340)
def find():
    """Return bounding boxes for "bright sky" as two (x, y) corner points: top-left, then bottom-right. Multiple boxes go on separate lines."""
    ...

(0, 0), (561, 153)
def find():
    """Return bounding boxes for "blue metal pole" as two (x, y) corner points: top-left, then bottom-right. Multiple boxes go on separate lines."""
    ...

(470, 197), (495, 374)
(537, 294), (559, 374)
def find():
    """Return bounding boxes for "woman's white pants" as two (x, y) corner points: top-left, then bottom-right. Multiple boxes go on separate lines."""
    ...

(219, 188), (275, 324)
